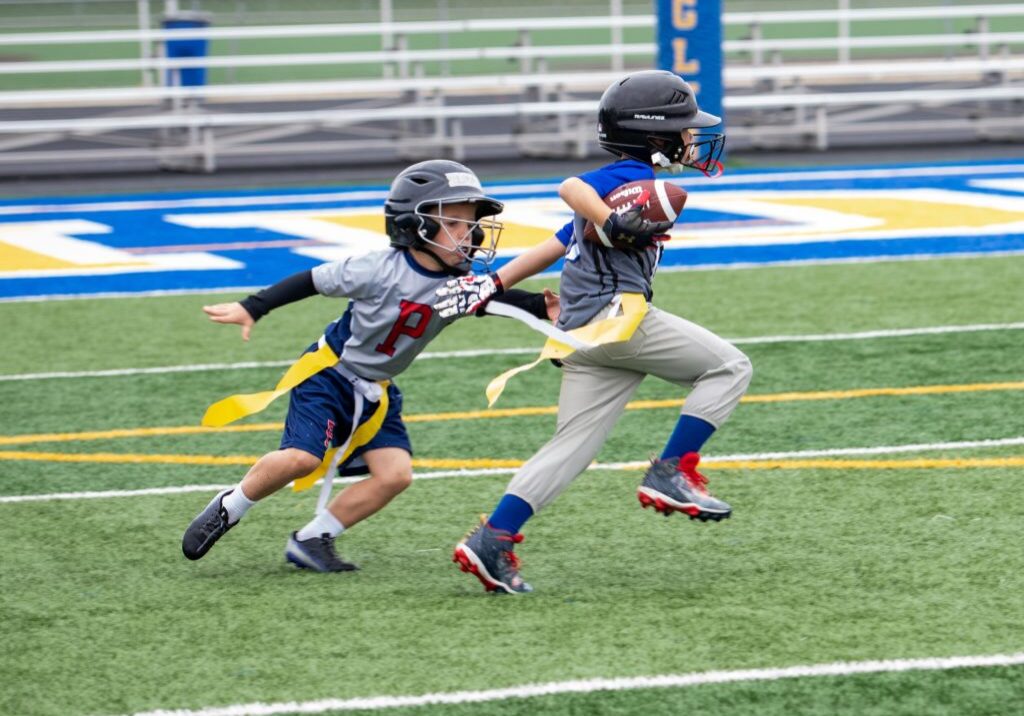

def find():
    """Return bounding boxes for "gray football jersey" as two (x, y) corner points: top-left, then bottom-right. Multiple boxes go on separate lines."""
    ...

(311, 248), (455, 380)
(556, 213), (662, 330)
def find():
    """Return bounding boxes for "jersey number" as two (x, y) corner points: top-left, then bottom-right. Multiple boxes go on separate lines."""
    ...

(375, 300), (433, 357)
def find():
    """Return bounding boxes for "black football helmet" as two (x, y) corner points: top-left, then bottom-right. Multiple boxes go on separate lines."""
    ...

(384, 159), (504, 275)
(597, 70), (725, 176)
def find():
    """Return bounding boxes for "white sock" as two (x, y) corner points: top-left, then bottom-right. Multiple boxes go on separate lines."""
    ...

(296, 510), (345, 541)
(221, 484), (256, 523)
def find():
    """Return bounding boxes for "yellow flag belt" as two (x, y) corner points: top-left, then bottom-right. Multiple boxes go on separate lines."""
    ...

(485, 293), (648, 406)
(201, 342), (389, 493)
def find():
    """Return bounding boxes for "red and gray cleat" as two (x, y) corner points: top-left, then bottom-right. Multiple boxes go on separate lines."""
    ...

(453, 519), (533, 594)
(637, 452), (731, 522)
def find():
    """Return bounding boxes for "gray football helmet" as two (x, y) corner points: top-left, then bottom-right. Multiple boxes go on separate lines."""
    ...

(598, 70), (724, 175)
(384, 160), (504, 275)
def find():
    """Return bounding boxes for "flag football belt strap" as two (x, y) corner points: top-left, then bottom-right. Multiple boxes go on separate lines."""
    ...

(296, 351), (390, 503)
(485, 293), (648, 406)
(200, 337), (389, 501)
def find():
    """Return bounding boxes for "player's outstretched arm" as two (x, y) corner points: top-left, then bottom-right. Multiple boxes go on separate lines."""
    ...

(203, 269), (319, 341)
(496, 236), (565, 288)
(434, 236), (564, 319)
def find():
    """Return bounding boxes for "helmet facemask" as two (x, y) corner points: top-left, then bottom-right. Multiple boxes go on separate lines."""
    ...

(649, 130), (725, 177)
(415, 200), (504, 274)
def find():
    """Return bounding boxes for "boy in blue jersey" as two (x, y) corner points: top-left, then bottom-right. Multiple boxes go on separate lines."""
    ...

(437, 71), (753, 593)
(181, 160), (555, 573)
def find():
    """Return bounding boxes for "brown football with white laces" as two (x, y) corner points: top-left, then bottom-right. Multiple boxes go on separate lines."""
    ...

(582, 179), (687, 249)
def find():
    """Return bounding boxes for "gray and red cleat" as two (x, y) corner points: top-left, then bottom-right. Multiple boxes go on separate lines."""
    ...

(453, 519), (532, 594)
(637, 452), (731, 521)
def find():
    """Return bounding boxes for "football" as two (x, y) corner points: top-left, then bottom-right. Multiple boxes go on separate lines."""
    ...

(582, 179), (687, 249)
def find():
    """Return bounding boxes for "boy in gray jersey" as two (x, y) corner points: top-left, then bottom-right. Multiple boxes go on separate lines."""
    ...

(181, 160), (555, 572)
(437, 72), (753, 594)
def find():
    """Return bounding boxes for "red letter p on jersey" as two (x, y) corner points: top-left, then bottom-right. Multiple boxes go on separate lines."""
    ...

(375, 300), (433, 357)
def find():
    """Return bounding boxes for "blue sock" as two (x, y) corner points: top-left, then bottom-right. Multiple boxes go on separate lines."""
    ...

(487, 493), (534, 534)
(661, 415), (716, 461)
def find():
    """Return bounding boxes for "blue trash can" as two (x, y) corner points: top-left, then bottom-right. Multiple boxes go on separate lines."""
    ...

(162, 11), (212, 87)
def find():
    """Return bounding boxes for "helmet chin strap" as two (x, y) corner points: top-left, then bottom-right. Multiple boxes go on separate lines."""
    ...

(414, 242), (470, 276)
(651, 151), (724, 178)
(651, 152), (685, 174)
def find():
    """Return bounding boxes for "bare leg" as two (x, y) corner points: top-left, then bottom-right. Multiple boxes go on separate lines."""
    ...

(240, 447), (323, 501)
(326, 447), (413, 528)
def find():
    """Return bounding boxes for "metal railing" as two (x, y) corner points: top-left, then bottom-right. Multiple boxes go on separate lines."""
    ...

(1, 2), (1022, 172)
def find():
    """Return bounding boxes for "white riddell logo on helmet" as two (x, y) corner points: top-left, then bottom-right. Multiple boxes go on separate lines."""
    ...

(446, 172), (482, 189)
(633, 113), (665, 120)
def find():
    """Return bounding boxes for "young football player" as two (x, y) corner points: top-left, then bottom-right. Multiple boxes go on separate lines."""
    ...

(436, 71), (753, 593)
(182, 159), (555, 572)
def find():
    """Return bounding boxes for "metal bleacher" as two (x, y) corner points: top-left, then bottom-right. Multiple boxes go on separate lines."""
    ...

(1, 3), (1023, 172)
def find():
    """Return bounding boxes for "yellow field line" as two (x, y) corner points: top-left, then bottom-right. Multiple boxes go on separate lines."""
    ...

(405, 407), (555, 422)
(0, 451), (258, 466)
(0, 451), (1022, 471)
(0, 451), (523, 469)
(739, 381), (1024, 404)
(407, 458), (525, 468)
(1, 380), (1022, 447)
(0, 422), (282, 447)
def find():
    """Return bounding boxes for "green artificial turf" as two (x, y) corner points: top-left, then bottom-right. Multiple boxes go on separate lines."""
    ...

(1, 255), (1023, 715)
(2, 464), (1023, 715)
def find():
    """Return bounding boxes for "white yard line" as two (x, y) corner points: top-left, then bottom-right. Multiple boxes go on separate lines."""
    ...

(3, 436), (1022, 504)
(701, 436), (1024, 460)
(0, 348), (539, 382)
(0, 483), (238, 503)
(0, 286), (262, 304)
(124, 651), (1024, 716)
(656, 249), (1024, 274)
(726, 321), (1024, 345)
(2, 321), (1022, 383)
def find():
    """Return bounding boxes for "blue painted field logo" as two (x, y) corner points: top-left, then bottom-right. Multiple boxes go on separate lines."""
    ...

(3, 162), (1024, 300)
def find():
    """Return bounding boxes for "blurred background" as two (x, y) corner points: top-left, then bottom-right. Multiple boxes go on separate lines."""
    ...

(1, 0), (1023, 192)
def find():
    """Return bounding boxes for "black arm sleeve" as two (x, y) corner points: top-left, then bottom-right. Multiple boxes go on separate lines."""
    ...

(239, 269), (317, 321)
(478, 288), (548, 321)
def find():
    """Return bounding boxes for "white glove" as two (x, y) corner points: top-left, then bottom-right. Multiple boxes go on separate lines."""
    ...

(434, 272), (504, 318)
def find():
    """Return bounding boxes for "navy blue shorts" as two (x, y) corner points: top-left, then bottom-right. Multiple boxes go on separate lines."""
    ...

(279, 359), (411, 477)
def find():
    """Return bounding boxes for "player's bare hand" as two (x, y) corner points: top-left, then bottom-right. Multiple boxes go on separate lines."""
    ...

(202, 302), (256, 341)
(542, 288), (560, 323)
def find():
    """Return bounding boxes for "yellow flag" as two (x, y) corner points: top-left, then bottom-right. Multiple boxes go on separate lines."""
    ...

(291, 387), (391, 492)
(201, 343), (339, 427)
(486, 293), (648, 406)
(202, 341), (393, 494)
